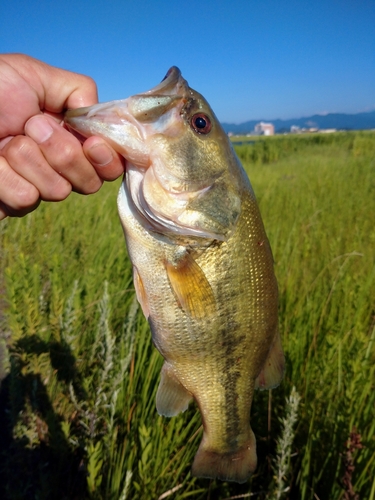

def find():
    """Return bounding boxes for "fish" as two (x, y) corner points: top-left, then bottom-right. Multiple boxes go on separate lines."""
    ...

(64, 67), (284, 484)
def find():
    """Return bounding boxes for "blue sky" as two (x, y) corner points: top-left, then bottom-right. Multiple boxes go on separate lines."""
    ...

(1, 0), (374, 123)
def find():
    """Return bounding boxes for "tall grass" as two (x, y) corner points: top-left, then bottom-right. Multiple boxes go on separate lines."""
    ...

(0, 131), (374, 499)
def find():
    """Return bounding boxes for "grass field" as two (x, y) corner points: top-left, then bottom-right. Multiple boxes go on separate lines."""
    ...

(0, 132), (374, 499)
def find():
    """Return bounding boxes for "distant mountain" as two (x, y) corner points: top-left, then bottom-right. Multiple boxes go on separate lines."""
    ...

(221, 110), (375, 135)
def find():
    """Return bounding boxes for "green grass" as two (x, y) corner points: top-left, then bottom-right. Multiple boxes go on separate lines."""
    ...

(0, 131), (374, 499)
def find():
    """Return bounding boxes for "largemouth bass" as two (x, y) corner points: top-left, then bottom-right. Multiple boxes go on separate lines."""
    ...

(65, 67), (284, 483)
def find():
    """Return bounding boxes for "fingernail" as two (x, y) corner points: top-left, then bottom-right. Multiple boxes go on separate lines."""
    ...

(87, 143), (113, 167)
(25, 116), (54, 144)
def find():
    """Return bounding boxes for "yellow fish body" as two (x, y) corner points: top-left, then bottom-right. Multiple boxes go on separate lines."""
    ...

(65, 67), (284, 483)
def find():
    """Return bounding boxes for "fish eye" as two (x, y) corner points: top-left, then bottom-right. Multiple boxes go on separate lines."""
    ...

(190, 113), (212, 134)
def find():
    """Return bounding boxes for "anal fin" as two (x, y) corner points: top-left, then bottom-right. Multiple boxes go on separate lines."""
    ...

(156, 363), (193, 417)
(164, 252), (216, 320)
(255, 330), (285, 390)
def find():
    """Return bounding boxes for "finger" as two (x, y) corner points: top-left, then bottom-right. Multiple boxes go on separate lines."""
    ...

(83, 136), (125, 182)
(25, 114), (103, 194)
(0, 156), (40, 218)
(0, 136), (13, 149)
(44, 67), (98, 110)
(1, 135), (72, 201)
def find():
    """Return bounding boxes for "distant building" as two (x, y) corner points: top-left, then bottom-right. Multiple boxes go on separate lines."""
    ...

(254, 122), (275, 136)
(291, 125), (319, 134)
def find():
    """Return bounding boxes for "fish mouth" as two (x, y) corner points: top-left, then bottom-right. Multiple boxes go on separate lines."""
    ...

(64, 66), (188, 128)
(64, 66), (189, 167)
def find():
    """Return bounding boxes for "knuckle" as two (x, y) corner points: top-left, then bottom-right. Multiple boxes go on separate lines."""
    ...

(77, 177), (102, 195)
(5, 136), (35, 163)
(46, 178), (72, 201)
(0, 155), (39, 215)
(55, 141), (78, 166)
(53, 142), (100, 192)
(15, 183), (40, 210)
(84, 75), (97, 92)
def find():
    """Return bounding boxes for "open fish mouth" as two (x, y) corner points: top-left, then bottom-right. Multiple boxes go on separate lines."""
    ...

(64, 67), (190, 168)
(64, 66), (188, 129)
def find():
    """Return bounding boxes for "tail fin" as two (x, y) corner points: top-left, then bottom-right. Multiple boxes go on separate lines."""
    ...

(191, 432), (257, 484)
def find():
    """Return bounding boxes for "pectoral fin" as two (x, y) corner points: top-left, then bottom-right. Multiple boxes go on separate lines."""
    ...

(156, 363), (193, 417)
(164, 253), (216, 320)
(255, 330), (285, 390)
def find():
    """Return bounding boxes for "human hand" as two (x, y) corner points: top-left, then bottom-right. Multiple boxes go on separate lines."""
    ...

(0, 53), (124, 220)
